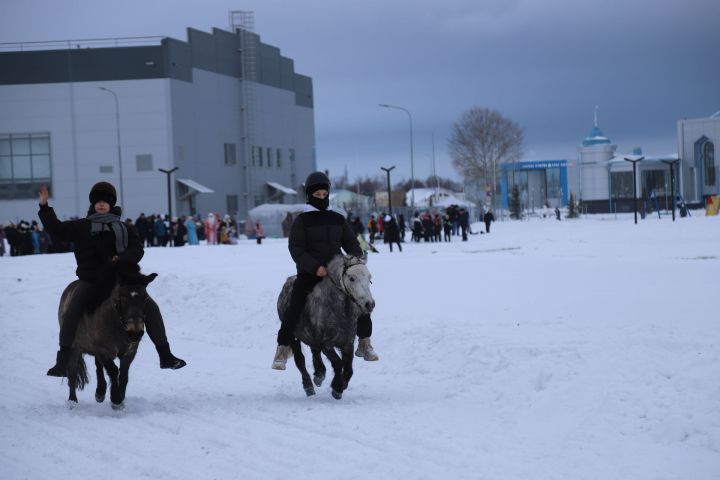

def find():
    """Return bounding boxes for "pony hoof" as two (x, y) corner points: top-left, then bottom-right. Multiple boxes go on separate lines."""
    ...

(331, 389), (342, 400)
(66, 400), (78, 409)
(313, 375), (325, 387)
(95, 392), (106, 403)
(304, 387), (316, 397)
(111, 402), (125, 411)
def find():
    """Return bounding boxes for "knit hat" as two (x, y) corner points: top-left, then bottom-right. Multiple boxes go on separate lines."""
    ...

(304, 171), (330, 196)
(89, 181), (117, 207)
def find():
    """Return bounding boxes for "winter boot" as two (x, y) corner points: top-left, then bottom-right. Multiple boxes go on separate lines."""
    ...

(47, 347), (72, 377)
(272, 345), (293, 370)
(355, 338), (379, 361)
(156, 342), (187, 370)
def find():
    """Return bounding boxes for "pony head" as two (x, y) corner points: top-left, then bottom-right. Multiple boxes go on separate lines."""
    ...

(329, 255), (375, 314)
(112, 273), (158, 342)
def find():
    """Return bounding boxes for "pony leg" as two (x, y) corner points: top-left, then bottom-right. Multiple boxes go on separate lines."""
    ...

(290, 340), (315, 397)
(311, 348), (326, 387)
(66, 350), (81, 405)
(117, 352), (137, 406)
(94, 356), (106, 403)
(340, 344), (354, 390)
(102, 359), (122, 409)
(321, 347), (344, 400)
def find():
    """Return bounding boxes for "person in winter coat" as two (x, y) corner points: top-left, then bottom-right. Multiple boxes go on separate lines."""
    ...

(154, 216), (168, 247)
(411, 212), (423, 242)
(383, 215), (402, 252)
(185, 216), (198, 245)
(443, 213), (452, 242)
(459, 208), (470, 241)
(204, 213), (219, 245)
(398, 214), (406, 242)
(0, 224), (6, 256)
(272, 171), (380, 369)
(173, 217), (187, 247)
(38, 182), (186, 377)
(367, 215), (378, 244)
(254, 221), (264, 245)
(483, 210), (495, 233)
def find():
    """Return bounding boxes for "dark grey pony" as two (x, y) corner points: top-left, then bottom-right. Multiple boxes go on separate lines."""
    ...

(277, 254), (375, 399)
(59, 270), (157, 410)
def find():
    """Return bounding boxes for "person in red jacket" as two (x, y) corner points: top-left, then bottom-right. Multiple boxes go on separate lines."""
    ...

(39, 182), (186, 377)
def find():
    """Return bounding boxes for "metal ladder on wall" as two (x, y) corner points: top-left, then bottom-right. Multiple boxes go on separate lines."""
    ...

(230, 10), (258, 216)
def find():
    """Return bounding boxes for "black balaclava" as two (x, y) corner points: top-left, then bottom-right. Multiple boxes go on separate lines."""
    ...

(307, 183), (330, 211)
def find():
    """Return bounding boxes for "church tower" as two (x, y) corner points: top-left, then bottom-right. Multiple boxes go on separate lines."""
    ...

(576, 107), (617, 202)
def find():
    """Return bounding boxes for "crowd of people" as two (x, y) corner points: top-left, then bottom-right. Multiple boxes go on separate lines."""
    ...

(2, 204), (496, 258)
(343, 204), (495, 254)
(1, 212), (246, 256)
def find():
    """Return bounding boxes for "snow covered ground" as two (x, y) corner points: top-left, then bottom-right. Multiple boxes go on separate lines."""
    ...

(1, 214), (719, 480)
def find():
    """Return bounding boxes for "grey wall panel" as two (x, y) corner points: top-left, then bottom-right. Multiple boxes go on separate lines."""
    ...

(162, 38), (192, 82)
(0, 47), (165, 85)
(259, 44), (281, 89)
(294, 74), (314, 108)
(1, 28), (313, 106)
(280, 57), (295, 91)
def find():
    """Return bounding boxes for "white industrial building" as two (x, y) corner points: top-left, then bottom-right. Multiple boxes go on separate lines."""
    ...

(0, 17), (315, 221)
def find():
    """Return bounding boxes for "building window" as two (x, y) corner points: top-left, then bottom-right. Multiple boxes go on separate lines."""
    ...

(226, 194), (238, 215)
(0, 133), (52, 199)
(251, 146), (256, 166)
(611, 172), (633, 199)
(136, 154), (153, 171)
(258, 147), (263, 167)
(224, 143), (237, 165)
(253, 194), (265, 206)
(276, 149), (282, 168)
(704, 141), (715, 186)
(99, 165), (114, 173)
(177, 145), (184, 162)
(267, 147), (272, 167)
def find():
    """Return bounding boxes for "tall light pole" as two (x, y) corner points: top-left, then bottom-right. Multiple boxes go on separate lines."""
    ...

(98, 87), (124, 207)
(381, 166), (396, 216)
(159, 167), (179, 221)
(624, 156), (644, 225)
(379, 103), (415, 210)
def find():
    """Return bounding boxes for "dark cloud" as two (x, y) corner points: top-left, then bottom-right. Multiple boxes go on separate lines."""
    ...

(1, 0), (718, 180)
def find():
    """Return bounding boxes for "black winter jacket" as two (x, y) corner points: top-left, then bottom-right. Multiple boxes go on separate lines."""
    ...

(288, 207), (362, 275)
(38, 204), (143, 282)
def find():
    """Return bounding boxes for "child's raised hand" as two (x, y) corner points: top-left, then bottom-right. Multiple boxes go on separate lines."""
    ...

(38, 185), (49, 205)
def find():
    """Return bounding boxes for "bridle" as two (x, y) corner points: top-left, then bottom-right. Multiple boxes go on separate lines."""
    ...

(326, 260), (367, 311)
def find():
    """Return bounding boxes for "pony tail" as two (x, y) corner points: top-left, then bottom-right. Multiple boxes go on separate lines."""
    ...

(75, 356), (89, 390)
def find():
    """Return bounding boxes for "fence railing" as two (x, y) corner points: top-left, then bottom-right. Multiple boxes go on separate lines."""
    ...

(0, 36), (165, 52)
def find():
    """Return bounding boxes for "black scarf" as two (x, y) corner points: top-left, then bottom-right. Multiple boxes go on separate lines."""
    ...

(307, 196), (329, 211)
(87, 212), (128, 254)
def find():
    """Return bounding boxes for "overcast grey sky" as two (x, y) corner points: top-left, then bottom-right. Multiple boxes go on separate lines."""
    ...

(1, 0), (718, 182)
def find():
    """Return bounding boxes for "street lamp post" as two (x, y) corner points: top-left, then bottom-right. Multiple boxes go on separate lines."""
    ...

(661, 159), (680, 222)
(624, 156), (644, 225)
(379, 104), (415, 209)
(158, 167), (179, 221)
(98, 87), (124, 207)
(381, 166), (396, 216)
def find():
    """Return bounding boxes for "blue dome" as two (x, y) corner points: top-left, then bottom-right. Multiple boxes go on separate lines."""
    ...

(582, 126), (611, 146)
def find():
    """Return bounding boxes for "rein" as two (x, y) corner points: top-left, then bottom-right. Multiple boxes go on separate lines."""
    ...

(326, 262), (366, 311)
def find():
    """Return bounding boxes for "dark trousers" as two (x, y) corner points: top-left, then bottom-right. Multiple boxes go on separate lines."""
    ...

(461, 226), (468, 241)
(59, 281), (168, 349)
(485, 221), (491, 233)
(277, 273), (374, 345)
(388, 241), (402, 252)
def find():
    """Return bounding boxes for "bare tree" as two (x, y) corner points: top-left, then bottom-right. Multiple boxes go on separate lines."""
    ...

(448, 107), (524, 185)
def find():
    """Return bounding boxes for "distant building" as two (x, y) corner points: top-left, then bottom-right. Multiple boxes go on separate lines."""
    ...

(678, 113), (719, 203)
(329, 189), (372, 211)
(0, 25), (315, 221)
